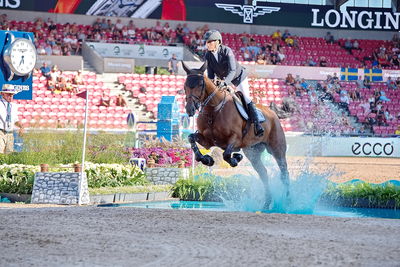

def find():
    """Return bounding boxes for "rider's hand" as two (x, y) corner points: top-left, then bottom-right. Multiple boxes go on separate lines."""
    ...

(218, 81), (228, 89)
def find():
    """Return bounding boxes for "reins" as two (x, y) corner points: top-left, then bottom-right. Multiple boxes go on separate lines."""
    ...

(185, 74), (227, 115)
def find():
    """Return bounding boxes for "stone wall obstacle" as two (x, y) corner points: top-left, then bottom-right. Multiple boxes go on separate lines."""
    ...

(145, 167), (189, 185)
(31, 172), (90, 205)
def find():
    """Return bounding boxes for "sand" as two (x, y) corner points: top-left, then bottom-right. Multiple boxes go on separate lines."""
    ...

(0, 206), (399, 266)
(213, 156), (400, 183)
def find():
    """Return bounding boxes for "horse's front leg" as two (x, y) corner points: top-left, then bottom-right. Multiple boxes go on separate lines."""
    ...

(223, 143), (243, 167)
(188, 133), (215, 166)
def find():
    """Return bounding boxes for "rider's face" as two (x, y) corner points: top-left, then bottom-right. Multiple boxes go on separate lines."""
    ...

(206, 40), (219, 52)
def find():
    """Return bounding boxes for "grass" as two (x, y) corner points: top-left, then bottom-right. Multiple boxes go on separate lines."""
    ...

(0, 130), (131, 165)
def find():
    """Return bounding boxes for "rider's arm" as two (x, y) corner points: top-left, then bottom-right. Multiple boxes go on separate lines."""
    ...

(206, 55), (215, 80)
(224, 47), (237, 85)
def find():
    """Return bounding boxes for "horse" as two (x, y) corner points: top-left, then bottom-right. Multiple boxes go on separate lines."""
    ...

(182, 61), (291, 205)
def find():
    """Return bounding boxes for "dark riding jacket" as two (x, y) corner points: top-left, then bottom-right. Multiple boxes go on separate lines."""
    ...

(204, 45), (247, 87)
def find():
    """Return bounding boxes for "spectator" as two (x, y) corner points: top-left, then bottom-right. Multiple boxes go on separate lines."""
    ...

(271, 30), (281, 41)
(324, 32), (334, 44)
(395, 125), (400, 135)
(99, 92), (111, 107)
(360, 99), (370, 115)
(379, 90), (391, 102)
(390, 54), (399, 67)
(344, 38), (353, 54)
(116, 94), (127, 107)
(350, 88), (361, 101)
(384, 108), (394, 122)
(285, 74), (295, 86)
(352, 40), (360, 51)
(73, 70), (84, 86)
(367, 112), (377, 126)
(115, 19), (123, 30)
(300, 79), (308, 91)
(363, 77), (371, 89)
(256, 54), (266, 65)
(277, 50), (285, 62)
(356, 76), (365, 88)
(332, 72), (339, 82)
(305, 57), (317, 67)
(339, 92), (350, 112)
(37, 45), (46, 55)
(40, 62), (51, 79)
(0, 86), (24, 153)
(285, 35), (294, 47)
(319, 56), (328, 67)
(376, 109), (387, 126)
(282, 29), (291, 41)
(168, 54), (178, 75)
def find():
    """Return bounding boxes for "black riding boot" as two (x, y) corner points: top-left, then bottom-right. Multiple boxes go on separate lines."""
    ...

(247, 102), (264, 137)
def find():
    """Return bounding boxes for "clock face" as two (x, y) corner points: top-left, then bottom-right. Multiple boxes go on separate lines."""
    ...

(9, 38), (37, 76)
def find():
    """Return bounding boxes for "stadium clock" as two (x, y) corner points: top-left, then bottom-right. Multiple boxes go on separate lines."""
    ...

(3, 32), (37, 81)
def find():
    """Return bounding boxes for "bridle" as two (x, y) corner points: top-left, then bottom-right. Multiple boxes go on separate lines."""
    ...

(185, 74), (226, 114)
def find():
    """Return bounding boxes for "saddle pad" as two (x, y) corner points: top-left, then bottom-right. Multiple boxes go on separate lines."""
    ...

(233, 98), (266, 123)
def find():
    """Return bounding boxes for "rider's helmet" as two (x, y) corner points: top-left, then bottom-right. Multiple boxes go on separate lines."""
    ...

(203, 30), (222, 44)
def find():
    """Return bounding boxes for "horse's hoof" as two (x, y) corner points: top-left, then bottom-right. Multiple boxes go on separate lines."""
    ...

(229, 158), (238, 167)
(232, 153), (243, 163)
(201, 155), (214, 166)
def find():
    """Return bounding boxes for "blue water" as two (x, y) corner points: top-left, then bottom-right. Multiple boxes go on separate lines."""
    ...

(99, 200), (400, 219)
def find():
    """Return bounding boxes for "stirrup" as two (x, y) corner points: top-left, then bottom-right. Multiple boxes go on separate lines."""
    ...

(254, 123), (264, 137)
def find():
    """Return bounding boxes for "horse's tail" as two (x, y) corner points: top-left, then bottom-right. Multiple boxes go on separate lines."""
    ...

(270, 97), (297, 119)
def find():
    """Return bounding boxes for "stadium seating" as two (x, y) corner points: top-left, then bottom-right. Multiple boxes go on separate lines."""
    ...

(15, 71), (131, 130)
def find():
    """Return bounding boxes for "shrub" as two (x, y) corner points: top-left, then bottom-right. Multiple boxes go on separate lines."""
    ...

(0, 163), (148, 194)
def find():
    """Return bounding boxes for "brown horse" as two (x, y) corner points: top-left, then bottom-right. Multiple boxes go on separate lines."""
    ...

(182, 61), (290, 203)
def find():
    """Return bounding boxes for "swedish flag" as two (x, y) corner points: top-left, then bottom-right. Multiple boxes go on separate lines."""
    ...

(364, 68), (383, 82)
(340, 67), (358, 81)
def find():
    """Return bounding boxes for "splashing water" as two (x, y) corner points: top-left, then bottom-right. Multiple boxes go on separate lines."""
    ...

(214, 136), (337, 214)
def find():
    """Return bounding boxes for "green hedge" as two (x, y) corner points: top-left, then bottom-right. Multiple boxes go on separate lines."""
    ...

(172, 177), (400, 208)
(0, 163), (148, 194)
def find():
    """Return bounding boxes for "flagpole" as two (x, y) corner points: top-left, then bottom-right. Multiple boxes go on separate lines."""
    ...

(78, 88), (89, 205)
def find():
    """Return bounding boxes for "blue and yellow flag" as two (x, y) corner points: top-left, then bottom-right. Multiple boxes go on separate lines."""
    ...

(364, 68), (383, 82)
(340, 68), (358, 81)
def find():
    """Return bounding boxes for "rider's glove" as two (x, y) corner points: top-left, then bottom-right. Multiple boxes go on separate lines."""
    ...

(218, 81), (228, 89)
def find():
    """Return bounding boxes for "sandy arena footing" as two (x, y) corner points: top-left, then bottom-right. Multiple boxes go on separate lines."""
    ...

(0, 206), (399, 266)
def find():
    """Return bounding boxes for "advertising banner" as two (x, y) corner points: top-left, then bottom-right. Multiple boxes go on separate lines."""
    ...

(322, 137), (400, 158)
(0, 0), (397, 31)
(87, 42), (183, 60)
(36, 55), (83, 71)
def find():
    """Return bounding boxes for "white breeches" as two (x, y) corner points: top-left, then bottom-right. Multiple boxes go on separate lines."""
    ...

(236, 78), (252, 104)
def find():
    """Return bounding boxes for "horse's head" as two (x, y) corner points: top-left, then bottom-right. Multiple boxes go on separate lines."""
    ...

(182, 61), (207, 117)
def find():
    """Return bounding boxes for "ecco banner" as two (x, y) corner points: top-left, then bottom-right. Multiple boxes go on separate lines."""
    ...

(87, 42), (183, 60)
(322, 137), (400, 158)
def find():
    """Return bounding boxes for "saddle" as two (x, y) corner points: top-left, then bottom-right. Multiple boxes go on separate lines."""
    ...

(227, 89), (266, 123)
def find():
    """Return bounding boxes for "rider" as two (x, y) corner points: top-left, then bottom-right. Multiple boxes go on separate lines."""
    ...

(203, 30), (264, 137)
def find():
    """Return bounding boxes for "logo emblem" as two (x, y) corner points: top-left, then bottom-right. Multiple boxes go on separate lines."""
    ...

(215, 0), (280, 24)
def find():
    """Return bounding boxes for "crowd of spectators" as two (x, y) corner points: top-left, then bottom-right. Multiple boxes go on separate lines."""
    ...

(35, 63), (82, 94)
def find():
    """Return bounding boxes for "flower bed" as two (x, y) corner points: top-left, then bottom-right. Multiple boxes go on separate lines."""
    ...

(130, 147), (192, 167)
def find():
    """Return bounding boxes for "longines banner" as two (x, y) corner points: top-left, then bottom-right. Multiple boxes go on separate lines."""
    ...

(0, 0), (398, 31)
(322, 137), (400, 158)
(86, 42), (183, 60)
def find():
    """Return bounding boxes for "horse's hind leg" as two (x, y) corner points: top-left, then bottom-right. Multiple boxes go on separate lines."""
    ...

(268, 143), (290, 197)
(242, 144), (271, 206)
(188, 133), (214, 166)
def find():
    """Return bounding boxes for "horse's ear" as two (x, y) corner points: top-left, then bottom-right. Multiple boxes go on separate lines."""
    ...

(181, 61), (191, 74)
(200, 61), (207, 73)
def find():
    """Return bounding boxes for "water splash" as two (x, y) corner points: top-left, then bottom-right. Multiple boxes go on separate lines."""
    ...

(214, 136), (338, 214)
